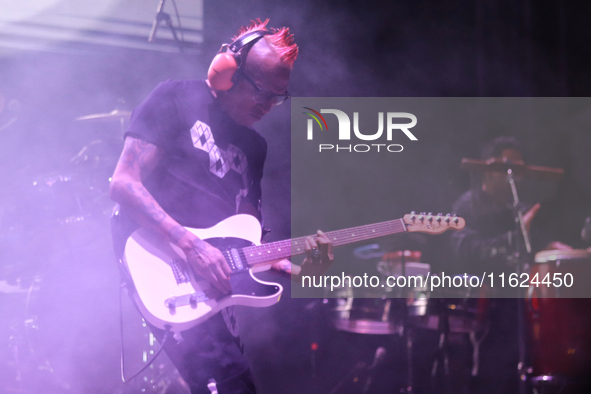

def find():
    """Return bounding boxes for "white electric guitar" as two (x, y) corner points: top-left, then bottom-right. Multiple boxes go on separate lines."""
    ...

(123, 212), (465, 333)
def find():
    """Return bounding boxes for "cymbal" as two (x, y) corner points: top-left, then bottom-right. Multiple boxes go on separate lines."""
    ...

(75, 109), (131, 122)
(0, 280), (29, 294)
(535, 249), (590, 263)
(461, 158), (564, 180)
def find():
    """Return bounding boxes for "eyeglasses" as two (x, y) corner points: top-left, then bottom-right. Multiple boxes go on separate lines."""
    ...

(240, 71), (291, 106)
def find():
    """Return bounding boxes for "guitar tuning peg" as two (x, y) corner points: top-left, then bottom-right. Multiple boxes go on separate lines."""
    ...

(436, 213), (443, 223)
(445, 213), (451, 223)
(427, 212), (433, 222)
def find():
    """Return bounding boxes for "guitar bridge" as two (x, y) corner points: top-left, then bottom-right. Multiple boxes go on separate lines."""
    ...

(164, 291), (210, 313)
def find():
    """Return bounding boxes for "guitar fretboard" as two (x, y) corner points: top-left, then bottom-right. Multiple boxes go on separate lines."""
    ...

(241, 218), (407, 267)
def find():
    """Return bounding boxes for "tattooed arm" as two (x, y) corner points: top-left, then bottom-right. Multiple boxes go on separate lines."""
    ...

(110, 136), (231, 292)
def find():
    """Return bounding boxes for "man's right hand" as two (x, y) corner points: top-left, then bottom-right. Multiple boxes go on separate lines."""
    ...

(523, 202), (541, 233)
(110, 137), (233, 294)
(179, 233), (232, 294)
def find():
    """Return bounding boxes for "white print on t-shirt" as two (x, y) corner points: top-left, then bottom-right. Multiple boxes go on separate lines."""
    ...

(190, 121), (250, 206)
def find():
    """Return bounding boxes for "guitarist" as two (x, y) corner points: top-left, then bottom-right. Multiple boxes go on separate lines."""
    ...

(109, 19), (333, 394)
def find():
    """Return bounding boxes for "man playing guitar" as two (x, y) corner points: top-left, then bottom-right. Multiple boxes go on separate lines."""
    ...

(109, 19), (333, 394)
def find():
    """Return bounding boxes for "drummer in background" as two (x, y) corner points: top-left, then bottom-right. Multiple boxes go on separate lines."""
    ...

(450, 136), (571, 394)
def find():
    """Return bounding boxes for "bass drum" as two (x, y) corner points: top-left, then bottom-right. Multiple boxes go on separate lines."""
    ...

(527, 249), (591, 392)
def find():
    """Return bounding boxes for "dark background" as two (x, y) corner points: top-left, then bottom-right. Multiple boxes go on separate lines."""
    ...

(1, 0), (591, 393)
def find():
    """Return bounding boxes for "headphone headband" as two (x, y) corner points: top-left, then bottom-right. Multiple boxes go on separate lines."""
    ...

(228, 30), (270, 53)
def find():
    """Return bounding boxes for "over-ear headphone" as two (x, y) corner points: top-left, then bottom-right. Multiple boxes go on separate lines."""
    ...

(208, 30), (270, 91)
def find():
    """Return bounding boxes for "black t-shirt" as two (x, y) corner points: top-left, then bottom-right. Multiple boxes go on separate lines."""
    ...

(113, 80), (267, 251)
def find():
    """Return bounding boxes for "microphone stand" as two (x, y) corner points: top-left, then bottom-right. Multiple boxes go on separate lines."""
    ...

(148, 0), (183, 51)
(430, 299), (450, 393)
(506, 168), (530, 394)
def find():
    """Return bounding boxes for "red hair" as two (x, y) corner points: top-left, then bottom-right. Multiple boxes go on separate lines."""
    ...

(233, 19), (298, 69)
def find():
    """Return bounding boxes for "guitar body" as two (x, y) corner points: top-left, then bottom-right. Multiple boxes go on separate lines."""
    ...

(123, 214), (283, 334)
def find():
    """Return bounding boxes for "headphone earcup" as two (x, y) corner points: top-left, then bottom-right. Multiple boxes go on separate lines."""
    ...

(208, 52), (239, 91)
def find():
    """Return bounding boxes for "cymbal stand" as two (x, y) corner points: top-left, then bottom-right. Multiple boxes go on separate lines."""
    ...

(430, 299), (450, 393)
(404, 323), (414, 394)
(507, 168), (530, 394)
(400, 253), (416, 394)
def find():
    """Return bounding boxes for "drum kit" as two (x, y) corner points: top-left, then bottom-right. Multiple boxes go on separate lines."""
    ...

(327, 248), (490, 394)
(0, 107), (197, 394)
(325, 158), (591, 394)
(0, 108), (168, 393)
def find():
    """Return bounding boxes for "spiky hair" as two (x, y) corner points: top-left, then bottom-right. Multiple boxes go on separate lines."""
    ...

(233, 19), (298, 69)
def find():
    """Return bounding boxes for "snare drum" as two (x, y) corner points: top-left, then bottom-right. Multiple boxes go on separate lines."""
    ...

(411, 297), (489, 333)
(411, 275), (489, 333)
(330, 251), (430, 335)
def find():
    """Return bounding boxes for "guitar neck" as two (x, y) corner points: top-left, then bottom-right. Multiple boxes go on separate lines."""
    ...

(242, 218), (407, 267)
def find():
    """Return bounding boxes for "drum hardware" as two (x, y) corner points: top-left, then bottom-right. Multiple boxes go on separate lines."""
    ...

(353, 243), (386, 260)
(430, 299), (451, 393)
(75, 108), (131, 123)
(503, 168), (529, 394)
(75, 108), (131, 139)
(327, 347), (387, 394)
(331, 297), (404, 336)
(5, 137), (117, 233)
(330, 251), (430, 336)
(377, 251), (429, 317)
(468, 321), (489, 377)
(332, 251), (455, 394)
(405, 326), (414, 394)
(1, 276), (67, 393)
(413, 282), (489, 334)
(462, 157), (566, 394)
(580, 216), (591, 243)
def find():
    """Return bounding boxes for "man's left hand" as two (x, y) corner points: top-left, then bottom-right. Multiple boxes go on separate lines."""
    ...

(299, 230), (334, 277)
(270, 230), (334, 280)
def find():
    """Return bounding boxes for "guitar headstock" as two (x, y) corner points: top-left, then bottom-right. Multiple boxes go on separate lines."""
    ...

(403, 212), (465, 234)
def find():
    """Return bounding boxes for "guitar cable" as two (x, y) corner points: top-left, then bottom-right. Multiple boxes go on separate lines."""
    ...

(119, 280), (171, 383)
